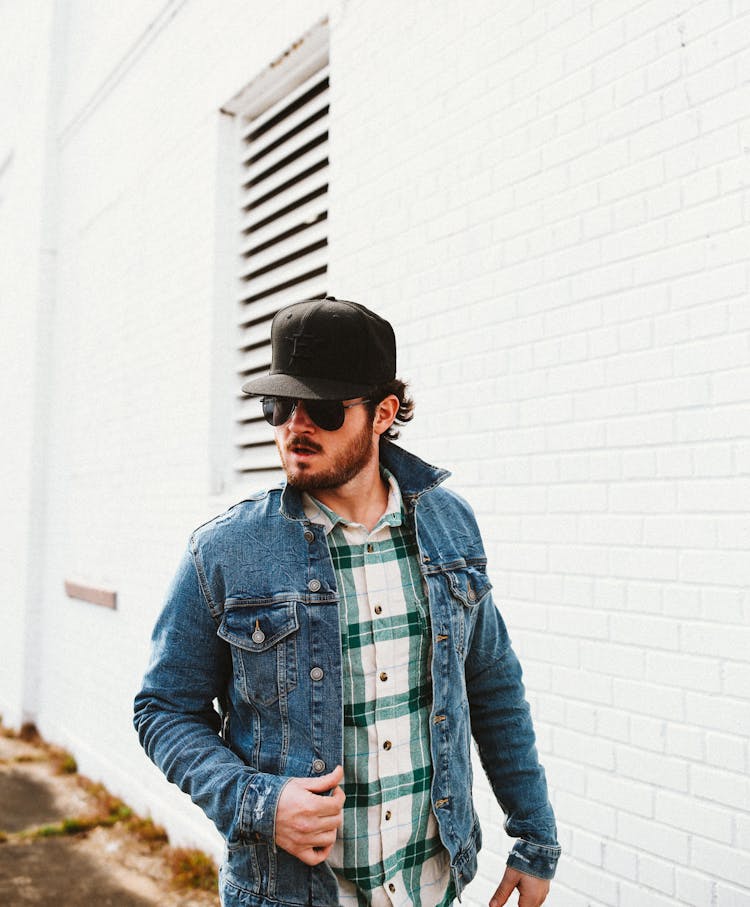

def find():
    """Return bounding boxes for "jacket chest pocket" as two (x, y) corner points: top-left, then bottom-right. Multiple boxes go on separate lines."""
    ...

(218, 602), (299, 707)
(443, 567), (492, 655)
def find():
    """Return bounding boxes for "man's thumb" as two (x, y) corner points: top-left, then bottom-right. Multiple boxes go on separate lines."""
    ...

(302, 764), (344, 793)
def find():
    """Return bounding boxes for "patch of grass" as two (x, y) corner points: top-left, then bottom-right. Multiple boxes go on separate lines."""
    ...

(0, 718), (218, 896)
(167, 847), (219, 892)
(126, 816), (169, 849)
(76, 777), (132, 824)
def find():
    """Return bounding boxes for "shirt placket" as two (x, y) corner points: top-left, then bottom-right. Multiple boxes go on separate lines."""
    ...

(357, 521), (403, 906)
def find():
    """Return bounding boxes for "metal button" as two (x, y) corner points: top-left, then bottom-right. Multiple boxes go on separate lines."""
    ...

(379, 672), (388, 682)
(251, 629), (266, 644)
(383, 740), (392, 751)
(467, 587), (477, 602)
(308, 578), (321, 592)
(310, 667), (324, 681)
(312, 759), (326, 773)
(303, 529), (315, 542)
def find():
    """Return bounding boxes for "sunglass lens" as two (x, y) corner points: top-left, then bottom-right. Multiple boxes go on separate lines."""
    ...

(261, 397), (295, 426)
(306, 400), (345, 431)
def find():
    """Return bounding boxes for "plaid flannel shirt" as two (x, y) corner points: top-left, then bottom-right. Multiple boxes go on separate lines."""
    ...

(303, 471), (454, 907)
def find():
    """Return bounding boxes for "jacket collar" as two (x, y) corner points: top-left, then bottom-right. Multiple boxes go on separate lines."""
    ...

(279, 441), (450, 521)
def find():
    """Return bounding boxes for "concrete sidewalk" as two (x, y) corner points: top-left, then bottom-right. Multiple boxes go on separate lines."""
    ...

(0, 729), (220, 906)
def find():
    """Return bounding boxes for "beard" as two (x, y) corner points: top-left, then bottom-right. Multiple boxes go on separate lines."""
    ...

(276, 417), (375, 492)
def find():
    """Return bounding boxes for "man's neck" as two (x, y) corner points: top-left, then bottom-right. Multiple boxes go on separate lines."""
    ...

(309, 457), (389, 532)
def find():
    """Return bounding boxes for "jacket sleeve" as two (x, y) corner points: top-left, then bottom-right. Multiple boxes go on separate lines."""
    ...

(464, 590), (561, 880)
(133, 546), (289, 845)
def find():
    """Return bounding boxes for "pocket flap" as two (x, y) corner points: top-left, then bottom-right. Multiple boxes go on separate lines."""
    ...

(218, 602), (299, 652)
(446, 568), (492, 608)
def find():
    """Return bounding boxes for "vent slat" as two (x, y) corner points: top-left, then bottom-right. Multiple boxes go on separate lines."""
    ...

(240, 70), (329, 141)
(241, 91), (329, 169)
(240, 181), (327, 236)
(239, 231), (327, 282)
(240, 208), (327, 260)
(241, 147), (328, 209)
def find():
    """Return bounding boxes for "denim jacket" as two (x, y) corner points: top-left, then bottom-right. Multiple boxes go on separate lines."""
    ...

(133, 442), (560, 906)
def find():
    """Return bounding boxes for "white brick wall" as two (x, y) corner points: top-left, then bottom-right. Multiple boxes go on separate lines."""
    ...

(1, 1), (748, 904)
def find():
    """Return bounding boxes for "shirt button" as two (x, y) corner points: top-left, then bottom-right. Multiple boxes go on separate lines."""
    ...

(308, 579), (321, 592)
(379, 672), (388, 682)
(312, 759), (326, 773)
(310, 667), (324, 681)
(303, 529), (315, 543)
(367, 543), (374, 553)
(383, 740), (392, 751)
(385, 810), (392, 821)
(374, 605), (383, 615)
(388, 883), (396, 893)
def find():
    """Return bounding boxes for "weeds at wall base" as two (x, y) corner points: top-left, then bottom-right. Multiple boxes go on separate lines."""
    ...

(0, 720), (218, 894)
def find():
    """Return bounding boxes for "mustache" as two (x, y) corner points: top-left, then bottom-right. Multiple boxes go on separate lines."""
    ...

(286, 435), (323, 454)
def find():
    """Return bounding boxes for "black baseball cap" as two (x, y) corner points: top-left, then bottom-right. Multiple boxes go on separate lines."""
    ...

(241, 296), (396, 400)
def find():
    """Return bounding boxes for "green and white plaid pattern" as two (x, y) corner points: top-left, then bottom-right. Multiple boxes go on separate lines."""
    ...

(303, 472), (453, 907)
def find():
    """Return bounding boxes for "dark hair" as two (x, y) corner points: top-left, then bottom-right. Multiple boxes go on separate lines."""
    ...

(366, 378), (415, 440)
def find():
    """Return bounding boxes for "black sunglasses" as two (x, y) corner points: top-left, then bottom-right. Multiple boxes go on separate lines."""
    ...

(261, 396), (370, 432)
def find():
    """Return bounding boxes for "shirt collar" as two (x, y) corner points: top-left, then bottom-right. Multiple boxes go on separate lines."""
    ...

(303, 468), (404, 536)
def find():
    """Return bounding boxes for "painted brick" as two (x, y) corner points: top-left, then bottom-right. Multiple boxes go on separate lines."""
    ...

(676, 868), (717, 907)
(646, 651), (722, 692)
(603, 840), (638, 881)
(618, 812), (690, 864)
(655, 790), (734, 843)
(587, 768), (654, 817)
(692, 837), (750, 888)
(613, 679), (685, 721)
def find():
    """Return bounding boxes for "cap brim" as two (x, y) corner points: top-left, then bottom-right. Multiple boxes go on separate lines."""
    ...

(241, 373), (374, 400)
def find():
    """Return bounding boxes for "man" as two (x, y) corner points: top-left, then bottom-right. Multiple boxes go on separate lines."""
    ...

(134, 297), (560, 907)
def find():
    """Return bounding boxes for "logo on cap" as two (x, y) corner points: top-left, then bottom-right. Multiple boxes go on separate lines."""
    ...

(285, 330), (321, 363)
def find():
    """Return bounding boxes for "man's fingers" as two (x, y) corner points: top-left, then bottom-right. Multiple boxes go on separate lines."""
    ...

(301, 764), (344, 794)
(275, 766), (345, 863)
(489, 868), (519, 907)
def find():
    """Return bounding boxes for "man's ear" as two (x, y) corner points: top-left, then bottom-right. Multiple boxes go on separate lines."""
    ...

(372, 395), (399, 437)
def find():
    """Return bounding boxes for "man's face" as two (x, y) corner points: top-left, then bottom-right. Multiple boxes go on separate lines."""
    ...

(274, 398), (376, 492)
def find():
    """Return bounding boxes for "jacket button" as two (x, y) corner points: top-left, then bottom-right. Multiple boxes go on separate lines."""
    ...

(304, 529), (315, 542)
(312, 759), (326, 773)
(310, 667), (324, 681)
(251, 629), (266, 644)
(308, 579), (321, 592)
(467, 587), (477, 602)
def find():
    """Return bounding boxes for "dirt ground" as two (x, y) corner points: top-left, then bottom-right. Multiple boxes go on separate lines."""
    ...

(0, 728), (221, 906)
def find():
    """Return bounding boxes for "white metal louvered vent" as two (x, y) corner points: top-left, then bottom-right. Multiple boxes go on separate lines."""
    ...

(232, 35), (329, 474)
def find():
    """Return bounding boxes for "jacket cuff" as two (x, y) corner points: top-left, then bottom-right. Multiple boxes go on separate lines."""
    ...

(506, 839), (561, 881)
(238, 773), (293, 842)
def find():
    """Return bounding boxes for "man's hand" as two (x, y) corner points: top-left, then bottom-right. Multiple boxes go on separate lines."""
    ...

(274, 765), (345, 865)
(490, 866), (550, 907)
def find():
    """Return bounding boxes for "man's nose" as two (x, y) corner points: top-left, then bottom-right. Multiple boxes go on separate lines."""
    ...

(287, 400), (315, 432)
